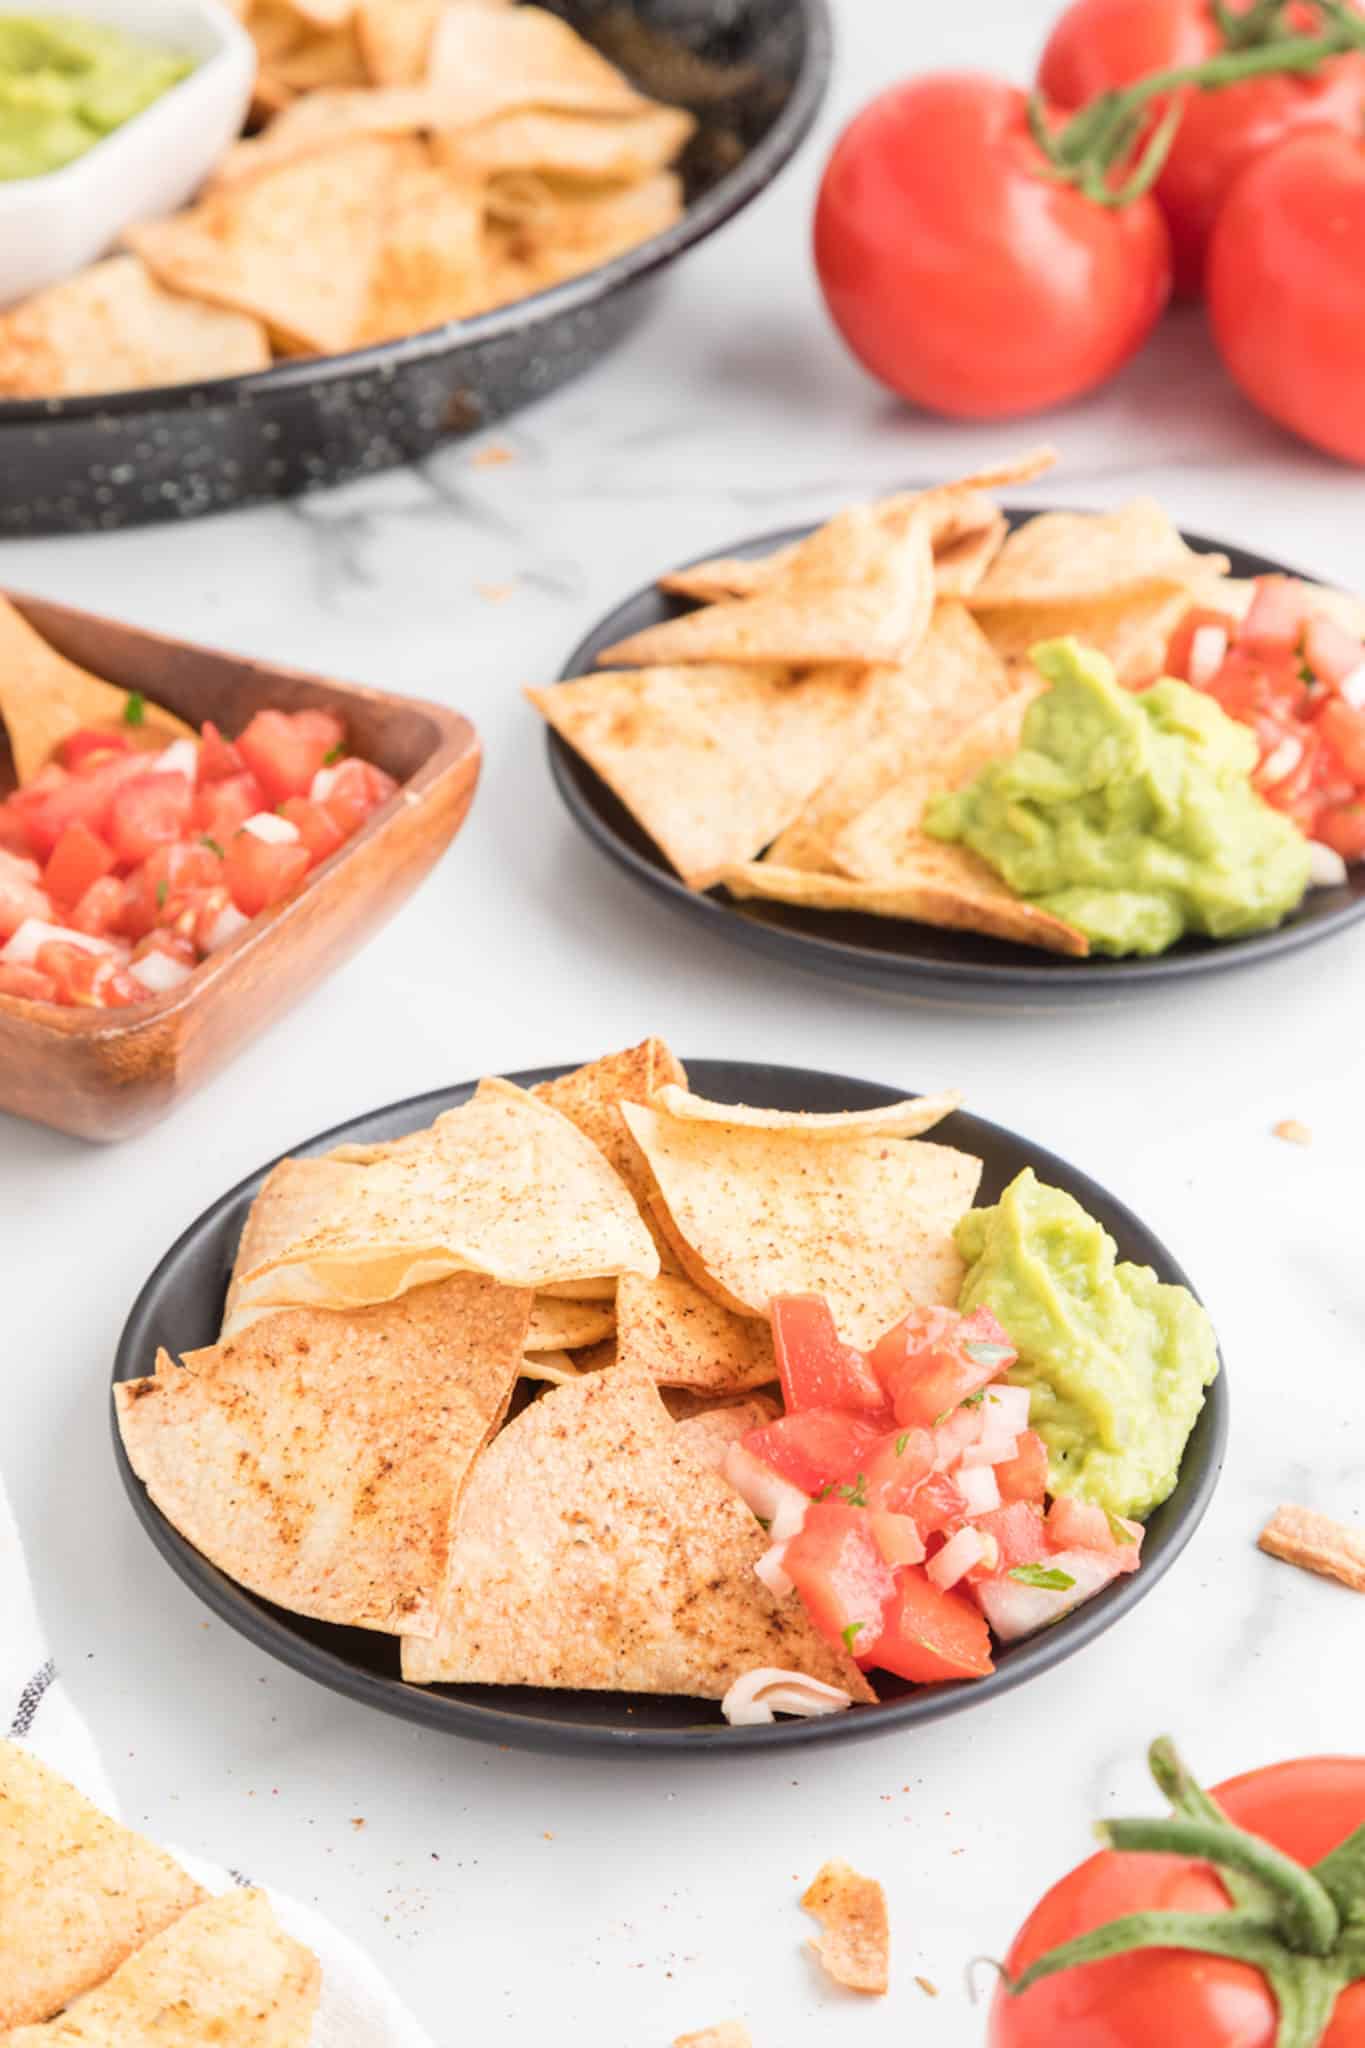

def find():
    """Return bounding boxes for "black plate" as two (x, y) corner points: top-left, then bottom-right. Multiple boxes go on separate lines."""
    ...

(547, 515), (1365, 1005)
(1, 0), (831, 535)
(112, 1059), (1227, 1755)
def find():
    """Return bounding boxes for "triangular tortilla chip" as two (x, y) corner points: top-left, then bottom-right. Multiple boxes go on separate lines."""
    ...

(267, 16), (366, 88)
(718, 856), (1091, 958)
(527, 662), (881, 889)
(597, 503), (936, 671)
(0, 1742), (206, 2029)
(763, 605), (1015, 872)
(437, 103), (693, 181)
(0, 254), (270, 401)
(975, 585), (1197, 689)
(801, 1860), (890, 1995)
(231, 1078), (659, 1316)
(675, 1398), (780, 1468)
(355, 0), (442, 80)
(526, 1294), (616, 1351)
(616, 1272), (776, 1393)
(519, 1348), (585, 1386)
(620, 1103), (982, 1350)
(221, 1156), (357, 1338)
(531, 1038), (686, 1219)
(1, 1888), (320, 2047)
(967, 500), (1226, 608)
(128, 137), (416, 355)
(402, 1363), (874, 1699)
(116, 1275), (530, 1637)
(483, 170), (683, 302)
(650, 1082), (961, 1141)
(426, 3), (645, 115)
(354, 154), (487, 343)
(0, 594), (191, 787)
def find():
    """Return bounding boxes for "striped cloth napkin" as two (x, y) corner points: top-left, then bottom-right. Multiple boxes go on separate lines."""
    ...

(1, 1475), (433, 2047)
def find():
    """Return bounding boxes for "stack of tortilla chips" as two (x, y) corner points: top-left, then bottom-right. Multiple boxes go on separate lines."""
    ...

(0, 0), (693, 396)
(116, 1039), (982, 1707)
(527, 452), (1303, 958)
(0, 1742), (318, 2042)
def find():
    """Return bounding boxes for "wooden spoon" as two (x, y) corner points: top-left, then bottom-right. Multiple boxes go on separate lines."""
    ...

(0, 592), (192, 785)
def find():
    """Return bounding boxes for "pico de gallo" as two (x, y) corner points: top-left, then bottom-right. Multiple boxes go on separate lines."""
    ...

(723, 1296), (1143, 1687)
(1166, 575), (1365, 868)
(0, 701), (397, 1008)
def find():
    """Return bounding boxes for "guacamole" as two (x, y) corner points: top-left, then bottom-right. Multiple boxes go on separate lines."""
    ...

(924, 637), (1311, 958)
(0, 14), (191, 180)
(956, 1169), (1218, 1519)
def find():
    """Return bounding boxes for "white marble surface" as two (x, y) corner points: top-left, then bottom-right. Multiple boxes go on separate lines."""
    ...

(5, 0), (1365, 2040)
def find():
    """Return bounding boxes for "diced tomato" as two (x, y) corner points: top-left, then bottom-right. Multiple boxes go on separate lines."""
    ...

(277, 796), (346, 867)
(859, 1426), (936, 1512)
(192, 772), (266, 844)
(904, 1468), (970, 1541)
(59, 727), (134, 772)
(0, 961), (58, 1001)
(196, 721), (244, 785)
(742, 1409), (888, 1499)
(782, 1502), (897, 1661)
(69, 875), (128, 938)
(1241, 575), (1310, 655)
(106, 772), (194, 866)
(43, 823), (115, 908)
(237, 708), (345, 804)
(1045, 1495), (1142, 1573)
(868, 1510), (926, 1569)
(1317, 698), (1365, 784)
(1317, 802), (1365, 860)
(119, 843), (224, 941)
(0, 870), (51, 940)
(320, 757), (397, 836)
(9, 753), (143, 860)
(770, 1296), (889, 1416)
(973, 1501), (1049, 1570)
(871, 1305), (1017, 1429)
(1165, 606), (1240, 685)
(222, 831), (310, 919)
(1304, 615), (1365, 694)
(34, 940), (108, 1006)
(994, 1428), (1050, 1505)
(99, 969), (151, 1008)
(874, 1568), (994, 1684)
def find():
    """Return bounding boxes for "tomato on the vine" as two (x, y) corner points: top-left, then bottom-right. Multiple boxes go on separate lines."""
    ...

(812, 74), (1171, 420)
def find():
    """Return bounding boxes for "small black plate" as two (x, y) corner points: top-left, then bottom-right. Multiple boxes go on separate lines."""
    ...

(546, 514), (1365, 1005)
(112, 1060), (1227, 1755)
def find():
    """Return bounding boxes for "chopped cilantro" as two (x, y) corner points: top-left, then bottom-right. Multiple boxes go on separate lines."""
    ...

(894, 1432), (910, 1457)
(122, 691), (145, 727)
(323, 743), (345, 764)
(963, 1390), (986, 1407)
(815, 1480), (837, 1502)
(200, 835), (224, 858)
(155, 880), (168, 908)
(1105, 1509), (1136, 1548)
(837, 1474), (868, 1508)
(841, 1622), (864, 1654)
(1009, 1564), (1075, 1591)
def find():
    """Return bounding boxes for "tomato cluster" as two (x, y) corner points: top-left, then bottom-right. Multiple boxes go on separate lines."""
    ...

(814, 1), (1365, 461)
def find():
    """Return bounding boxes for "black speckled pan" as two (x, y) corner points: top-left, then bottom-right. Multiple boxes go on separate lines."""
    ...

(1, 0), (831, 535)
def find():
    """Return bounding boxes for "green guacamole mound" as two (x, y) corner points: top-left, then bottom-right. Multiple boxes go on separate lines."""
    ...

(0, 14), (192, 181)
(956, 1169), (1219, 1520)
(923, 637), (1311, 958)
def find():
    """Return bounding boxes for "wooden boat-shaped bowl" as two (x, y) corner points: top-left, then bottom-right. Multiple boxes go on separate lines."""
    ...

(0, 595), (479, 1141)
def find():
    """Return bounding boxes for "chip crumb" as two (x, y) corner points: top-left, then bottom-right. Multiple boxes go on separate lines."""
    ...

(476, 581), (516, 604)
(674, 2027), (751, 2048)
(350, 1817), (366, 1830)
(471, 442), (516, 468)
(801, 1859), (890, 1995)
(915, 1975), (939, 1997)
(1273, 1119), (1312, 1147)
(1259, 1503), (1365, 1592)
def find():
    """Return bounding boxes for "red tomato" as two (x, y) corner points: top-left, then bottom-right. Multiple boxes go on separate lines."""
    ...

(995, 1431), (1051, 1506)
(69, 875), (128, 938)
(990, 1756), (1365, 2048)
(859, 1427), (937, 1513)
(277, 797), (346, 868)
(0, 961), (58, 1001)
(813, 74), (1171, 420)
(237, 709), (344, 804)
(904, 1469), (971, 1542)
(1165, 606), (1242, 683)
(783, 1503), (897, 1659)
(193, 772), (266, 845)
(1318, 803), (1365, 859)
(9, 754), (142, 860)
(0, 869), (51, 940)
(320, 757), (397, 836)
(43, 824), (115, 908)
(1318, 699), (1365, 783)
(1210, 130), (1365, 464)
(1305, 615), (1365, 692)
(871, 1305), (1016, 1429)
(59, 727), (135, 772)
(742, 1410), (888, 1498)
(222, 831), (311, 918)
(35, 940), (108, 1006)
(1045, 1496), (1142, 1571)
(196, 721), (243, 785)
(1241, 574), (1312, 654)
(106, 773), (194, 867)
(771, 1297), (888, 1416)
(875, 1569), (994, 1684)
(974, 1501), (1049, 1570)
(120, 843), (223, 941)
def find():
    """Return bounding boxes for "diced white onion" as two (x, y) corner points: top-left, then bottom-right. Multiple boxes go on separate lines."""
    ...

(1308, 841), (1349, 888)
(870, 1511), (925, 1569)
(240, 811), (301, 845)
(0, 848), (40, 884)
(150, 738), (199, 781)
(956, 1465), (1001, 1516)
(1340, 662), (1365, 710)
(960, 1435), (1017, 1470)
(721, 1443), (810, 1545)
(1188, 624), (1229, 689)
(721, 1668), (853, 1728)
(926, 1525), (990, 1592)
(974, 1549), (1122, 1643)
(128, 951), (195, 993)
(753, 1543), (793, 1600)
(1, 919), (113, 965)
(309, 765), (340, 803)
(201, 901), (251, 953)
(982, 1385), (1030, 1434)
(935, 1408), (983, 1464)
(1259, 735), (1303, 786)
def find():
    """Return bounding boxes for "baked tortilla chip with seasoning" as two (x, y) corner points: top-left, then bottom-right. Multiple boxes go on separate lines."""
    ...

(620, 1099), (982, 1350)
(650, 1081), (961, 1142)
(230, 1076), (659, 1316)
(674, 2028), (753, 2048)
(1258, 1504), (1365, 1592)
(718, 858), (1091, 958)
(801, 1860), (891, 1995)
(616, 1271), (777, 1394)
(0, 1742), (205, 2030)
(115, 1274), (530, 1637)
(0, 1888), (320, 2047)
(674, 1397), (781, 1469)
(532, 1037), (686, 1221)
(403, 1362), (874, 1700)
(525, 1293), (616, 1352)
(966, 499), (1227, 609)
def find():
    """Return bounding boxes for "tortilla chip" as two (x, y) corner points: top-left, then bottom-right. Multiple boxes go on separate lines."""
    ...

(598, 502), (936, 671)
(519, 1349), (584, 1386)
(650, 1083), (961, 1144)
(0, 595), (191, 787)
(129, 137), (415, 355)
(267, 16), (366, 88)
(355, 0), (443, 80)
(221, 1156), (357, 1338)
(484, 170), (683, 299)
(933, 508), (1008, 597)
(1, 1888), (320, 2046)
(354, 155), (487, 343)
(526, 1294), (616, 1351)
(0, 1743), (206, 2029)
(801, 1860), (890, 1995)
(675, 1398), (781, 1469)
(719, 856), (1091, 959)
(426, 3), (645, 116)
(539, 1275), (617, 1300)
(620, 1102), (982, 1350)
(532, 1038), (686, 1216)
(0, 253), (270, 400)
(616, 1272), (776, 1394)
(762, 605), (1015, 873)
(402, 1363), (875, 1699)
(974, 585), (1196, 689)
(117, 1275), (529, 1637)
(207, 85), (445, 186)
(675, 2026), (752, 2047)
(232, 1077), (659, 1315)
(278, 0), (351, 29)
(527, 662), (880, 889)
(967, 500), (1225, 608)
(437, 103), (693, 182)
(1259, 1504), (1365, 1593)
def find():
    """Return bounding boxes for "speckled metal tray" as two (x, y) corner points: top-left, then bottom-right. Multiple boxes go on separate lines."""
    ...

(1, 0), (831, 535)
